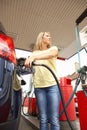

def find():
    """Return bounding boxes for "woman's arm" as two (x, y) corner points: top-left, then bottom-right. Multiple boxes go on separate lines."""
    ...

(25, 46), (58, 67)
(34, 46), (58, 60)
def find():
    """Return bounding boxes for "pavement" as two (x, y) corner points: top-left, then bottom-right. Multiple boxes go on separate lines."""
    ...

(18, 116), (34, 130)
(21, 112), (80, 130)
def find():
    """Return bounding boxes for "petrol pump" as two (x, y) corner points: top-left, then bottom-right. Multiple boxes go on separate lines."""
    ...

(75, 9), (87, 130)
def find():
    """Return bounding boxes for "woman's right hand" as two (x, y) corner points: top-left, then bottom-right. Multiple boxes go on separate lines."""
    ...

(24, 55), (35, 68)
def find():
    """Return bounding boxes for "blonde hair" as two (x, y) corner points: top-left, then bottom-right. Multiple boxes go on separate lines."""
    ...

(33, 32), (51, 50)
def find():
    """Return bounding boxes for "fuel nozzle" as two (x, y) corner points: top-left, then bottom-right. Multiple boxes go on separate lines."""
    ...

(16, 57), (34, 75)
(78, 66), (87, 89)
(17, 57), (26, 67)
(77, 66), (87, 74)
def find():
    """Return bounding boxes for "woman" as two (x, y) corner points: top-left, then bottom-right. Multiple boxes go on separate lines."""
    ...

(25, 32), (60, 130)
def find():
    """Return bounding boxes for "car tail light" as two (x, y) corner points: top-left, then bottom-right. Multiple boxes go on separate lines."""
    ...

(0, 34), (16, 64)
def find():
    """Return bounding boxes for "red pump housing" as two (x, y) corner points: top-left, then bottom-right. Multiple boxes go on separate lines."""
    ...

(59, 77), (76, 121)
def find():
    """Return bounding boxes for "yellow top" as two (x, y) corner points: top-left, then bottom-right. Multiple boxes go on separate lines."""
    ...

(12, 69), (21, 91)
(33, 54), (58, 88)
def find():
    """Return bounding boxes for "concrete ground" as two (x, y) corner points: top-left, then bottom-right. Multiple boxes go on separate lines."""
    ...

(21, 113), (80, 130)
(18, 116), (34, 130)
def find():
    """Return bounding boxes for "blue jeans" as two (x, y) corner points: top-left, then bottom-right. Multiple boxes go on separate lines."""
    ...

(13, 89), (22, 119)
(35, 85), (60, 130)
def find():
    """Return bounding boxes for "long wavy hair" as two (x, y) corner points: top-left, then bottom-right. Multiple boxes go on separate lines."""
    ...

(33, 32), (51, 51)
